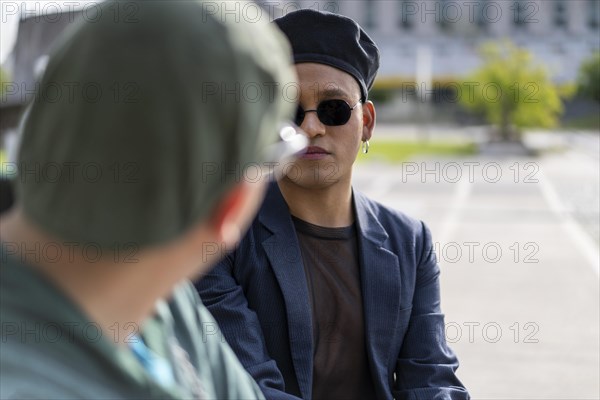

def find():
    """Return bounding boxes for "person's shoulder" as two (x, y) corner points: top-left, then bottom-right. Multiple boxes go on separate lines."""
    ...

(168, 281), (265, 398)
(1, 342), (143, 400)
(158, 282), (262, 398)
(353, 189), (426, 237)
(354, 190), (435, 267)
(170, 280), (220, 326)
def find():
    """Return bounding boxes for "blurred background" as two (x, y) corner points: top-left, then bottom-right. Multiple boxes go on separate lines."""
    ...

(1, 1), (599, 399)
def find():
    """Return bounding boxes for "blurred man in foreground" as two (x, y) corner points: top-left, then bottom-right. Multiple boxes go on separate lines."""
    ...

(0, 1), (303, 398)
(196, 9), (469, 400)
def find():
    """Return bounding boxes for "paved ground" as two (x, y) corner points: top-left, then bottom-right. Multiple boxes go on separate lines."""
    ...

(352, 129), (600, 400)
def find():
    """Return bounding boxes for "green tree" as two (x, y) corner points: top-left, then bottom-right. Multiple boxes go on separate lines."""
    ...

(577, 51), (600, 103)
(460, 41), (563, 141)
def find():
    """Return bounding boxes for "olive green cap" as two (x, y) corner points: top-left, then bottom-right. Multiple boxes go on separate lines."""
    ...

(17, 0), (296, 248)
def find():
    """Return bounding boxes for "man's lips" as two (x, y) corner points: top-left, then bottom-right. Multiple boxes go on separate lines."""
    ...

(304, 146), (330, 154)
(300, 146), (330, 160)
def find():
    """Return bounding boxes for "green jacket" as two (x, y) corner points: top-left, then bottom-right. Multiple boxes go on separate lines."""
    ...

(0, 250), (265, 399)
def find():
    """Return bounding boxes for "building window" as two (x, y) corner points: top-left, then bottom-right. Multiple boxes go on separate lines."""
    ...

(589, 0), (600, 29)
(322, 0), (339, 14)
(553, 0), (568, 29)
(364, 0), (376, 30)
(438, 0), (455, 32)
(476, 0), (489, 31)
(398, 0), (415, 30)
(512, 0), (529, 29)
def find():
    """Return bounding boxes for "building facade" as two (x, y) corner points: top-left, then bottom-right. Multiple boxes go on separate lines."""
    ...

(257, 0), (600, 84)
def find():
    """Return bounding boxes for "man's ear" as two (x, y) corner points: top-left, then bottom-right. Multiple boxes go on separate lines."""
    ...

(362, 100), (376, 142)
(208, 180), (266, 247)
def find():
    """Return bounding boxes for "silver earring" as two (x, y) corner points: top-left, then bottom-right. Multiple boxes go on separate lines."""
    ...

(362, 140), (369, 154)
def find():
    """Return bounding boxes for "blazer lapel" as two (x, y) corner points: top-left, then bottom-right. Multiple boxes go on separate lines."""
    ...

(353, 190), (402, 391)
(258, 183), (313, 399)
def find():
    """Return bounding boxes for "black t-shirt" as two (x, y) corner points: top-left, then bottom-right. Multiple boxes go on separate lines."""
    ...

(292, 216), (376, 400)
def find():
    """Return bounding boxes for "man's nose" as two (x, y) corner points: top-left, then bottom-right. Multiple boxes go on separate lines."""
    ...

(300, 110), (326, 138)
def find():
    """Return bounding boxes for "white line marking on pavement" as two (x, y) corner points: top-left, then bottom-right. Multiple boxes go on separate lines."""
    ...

(538, 169), (600, 277)
(437, 174), (472, 245)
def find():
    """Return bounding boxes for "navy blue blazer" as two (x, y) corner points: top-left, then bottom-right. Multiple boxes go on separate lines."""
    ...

(196, 183), (469, 400)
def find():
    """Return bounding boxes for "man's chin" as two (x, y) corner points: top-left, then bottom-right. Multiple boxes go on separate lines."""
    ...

(280, 174), (340, 191)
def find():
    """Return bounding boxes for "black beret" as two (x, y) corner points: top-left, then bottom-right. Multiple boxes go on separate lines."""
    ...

(274, 9), (380, 101)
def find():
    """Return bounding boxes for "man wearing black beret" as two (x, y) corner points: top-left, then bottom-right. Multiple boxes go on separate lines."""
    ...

(196, 9), (470, 400)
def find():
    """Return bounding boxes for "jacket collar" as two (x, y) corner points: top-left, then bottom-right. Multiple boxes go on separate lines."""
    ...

(258, 182), (314, 398)
(352, 188), (389, 247)
(259, 182), (389, 243)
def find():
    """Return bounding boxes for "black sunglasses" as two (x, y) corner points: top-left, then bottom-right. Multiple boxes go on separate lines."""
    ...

(295, 99), (362, 127)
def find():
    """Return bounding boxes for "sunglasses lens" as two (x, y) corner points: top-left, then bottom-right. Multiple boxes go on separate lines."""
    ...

(317, 99), (350, 126)
(295, 100), (354, 127)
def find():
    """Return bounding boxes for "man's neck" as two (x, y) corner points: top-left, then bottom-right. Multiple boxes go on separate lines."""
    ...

(277, 179), (354, 228)
(0, 209), (188, 346)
